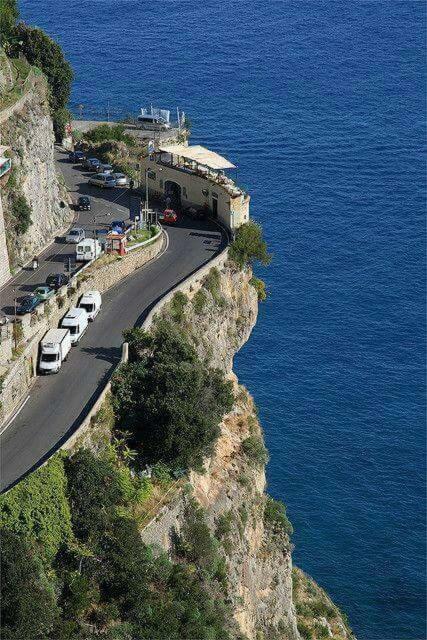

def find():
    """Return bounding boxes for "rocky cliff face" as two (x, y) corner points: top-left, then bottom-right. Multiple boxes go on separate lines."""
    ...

(0, 71), (72, 272)
(141, 262), (354, 640)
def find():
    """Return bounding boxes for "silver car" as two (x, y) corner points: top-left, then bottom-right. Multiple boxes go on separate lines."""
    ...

(113, 173), (128, 187)
(88, 173), (117, 188)
(66, 227), (85, 243)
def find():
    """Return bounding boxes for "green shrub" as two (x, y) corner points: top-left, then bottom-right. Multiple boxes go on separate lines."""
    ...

(250, 275), (267, 301)
(0, 0), (18, 47)
(65, 449), (130, 543)
(314, 622), (330, 638)
(12, 23), (73, 140)
(112, 320), (233, 471)
(264, 496), (293, 536)
(0, 530), (60, 638)
(229, 221), (271, 269)
(0, 454), (73, 559)
(84, 123), (135, 147)
(11, 194), (31, 234)
(169, 291), (188, 323)
(193, 288), (208, 314)
(203, 267), (220, 295)
(309, 599), (336, 619)
(241, 435), (269, 467)
(215, 510), (233, 539)
(297, 621), (313, 640)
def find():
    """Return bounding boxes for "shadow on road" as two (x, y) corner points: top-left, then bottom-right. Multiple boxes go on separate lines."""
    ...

(81, 345), (121, 365)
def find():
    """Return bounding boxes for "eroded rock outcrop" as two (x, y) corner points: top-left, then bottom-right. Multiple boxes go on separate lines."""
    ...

(0, 71), (71, 272)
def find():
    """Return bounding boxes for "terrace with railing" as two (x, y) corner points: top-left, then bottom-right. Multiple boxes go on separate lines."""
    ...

(154, 144), (248, 199)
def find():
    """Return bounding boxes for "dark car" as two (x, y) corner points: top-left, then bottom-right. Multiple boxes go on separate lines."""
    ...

(68, 150), (86, 163)
(84, 157), (101, 172)
(77, 196), (91, 211)
(16, 295), (40, 315)
(46, 273), (69, 291)
(184, 205), (208, 220)
(110, 220), (131, 233)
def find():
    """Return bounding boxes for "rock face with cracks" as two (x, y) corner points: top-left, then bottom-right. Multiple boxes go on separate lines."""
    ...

(0, 71), (71, 274)
(140, 263), (354, 640)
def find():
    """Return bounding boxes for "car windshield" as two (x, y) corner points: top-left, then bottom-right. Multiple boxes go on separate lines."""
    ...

(69, 229), (79, 236)
(106, 176), (115, 181)
(79, 198), (88, 203)
(41, 353), (59, 362)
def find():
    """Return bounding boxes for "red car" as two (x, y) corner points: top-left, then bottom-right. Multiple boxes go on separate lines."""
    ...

(159, 209), (178, 224)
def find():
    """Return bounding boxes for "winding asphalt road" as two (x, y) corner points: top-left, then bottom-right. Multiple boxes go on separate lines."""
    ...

(0, 155), (226, 492)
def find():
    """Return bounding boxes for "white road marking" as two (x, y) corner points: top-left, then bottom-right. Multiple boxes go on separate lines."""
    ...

(0, 395), (30, 436)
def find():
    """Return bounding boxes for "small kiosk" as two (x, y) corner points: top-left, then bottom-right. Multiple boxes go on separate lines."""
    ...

(105, 232), (127, 256)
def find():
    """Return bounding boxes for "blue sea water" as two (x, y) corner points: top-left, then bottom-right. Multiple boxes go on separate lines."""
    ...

(19, 1), (426, 638)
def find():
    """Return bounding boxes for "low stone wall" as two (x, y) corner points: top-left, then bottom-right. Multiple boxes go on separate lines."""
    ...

(0, 234), (164, 426)
(143, 246), (229, 330)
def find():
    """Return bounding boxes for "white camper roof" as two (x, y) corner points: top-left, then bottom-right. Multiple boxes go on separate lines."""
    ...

(41, 328), (69, 344)
(158, 144), (236, 170)
(63, 307), (87, 321)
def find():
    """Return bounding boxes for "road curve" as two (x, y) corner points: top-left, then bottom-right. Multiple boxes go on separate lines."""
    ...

(0, 162), (227, 492)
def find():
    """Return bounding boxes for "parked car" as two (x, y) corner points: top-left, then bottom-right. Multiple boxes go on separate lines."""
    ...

(159, 209), (178, 224)
(68, 151), (86, 163)
(76, 196), (91, 211)
(109, 219), (131, 233)
(34, 286), (55, 301)
(66, 227), (85, 244)
(76, 238), (102, 262)
(78, 290), (102, 321)
(16, 294), (40, 315)
(38, 329), (71, 374)
(99, 163), (113, 174)
(88, 173), (117, 188)
(183, 205), (208, 220)
(84, 157), (101, 172)
(46, 273), (69, 290)
(60, 307), (89, 345)
(112, 172), (128, 187)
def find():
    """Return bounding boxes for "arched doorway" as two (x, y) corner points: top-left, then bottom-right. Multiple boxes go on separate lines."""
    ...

(164, 180), (181, 208)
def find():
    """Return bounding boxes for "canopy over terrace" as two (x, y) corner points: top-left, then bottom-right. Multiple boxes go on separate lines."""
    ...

(158, 144), (236, 171)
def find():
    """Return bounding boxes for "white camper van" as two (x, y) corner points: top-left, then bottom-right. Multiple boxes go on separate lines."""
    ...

(38, 328), (71, 374)
(78, 290), (102, 321)
(61, 307), (89, 345)
(76, 238), (101, 262)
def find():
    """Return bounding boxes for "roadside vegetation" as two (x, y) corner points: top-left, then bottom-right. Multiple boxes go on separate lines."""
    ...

(113, 320), (233, 471)
(80, 123), (139, 183)
(0, 447), (234, 639)
(0, 0), (73, 139)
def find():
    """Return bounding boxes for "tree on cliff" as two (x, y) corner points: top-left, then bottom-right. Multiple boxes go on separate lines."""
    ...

(0, 0), (18, 47)
(112, 320), (234, 470)
(11, 23), (73, 139)
(229, 220), (271, 269)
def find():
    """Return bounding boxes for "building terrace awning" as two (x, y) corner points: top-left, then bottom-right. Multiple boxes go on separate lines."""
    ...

(158, 144), (236, 170)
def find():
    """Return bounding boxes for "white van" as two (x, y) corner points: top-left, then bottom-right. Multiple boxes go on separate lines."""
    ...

(60, 307), (89, 345)
(76, 238), (101, 262)
(39, 328), (71, 374)
(78, 290), (102, 321)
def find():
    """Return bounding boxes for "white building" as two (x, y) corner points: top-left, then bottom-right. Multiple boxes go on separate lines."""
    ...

(139, 143), (250, 231)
